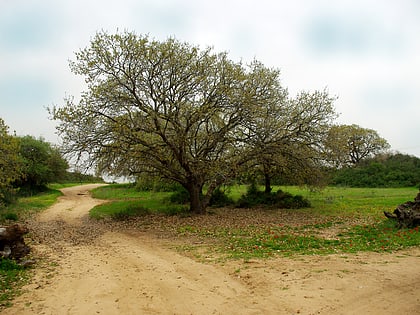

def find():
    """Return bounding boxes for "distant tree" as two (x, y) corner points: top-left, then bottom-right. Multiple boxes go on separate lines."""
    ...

(0, 118), (22, 205)
(325, 124), (390, 167)
(16, 136), (68, 191)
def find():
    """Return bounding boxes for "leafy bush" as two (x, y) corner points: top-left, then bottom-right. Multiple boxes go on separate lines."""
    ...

(237, 183), (310, 208)
(169, 186), (190, 204)
(209, 187), (234, 207)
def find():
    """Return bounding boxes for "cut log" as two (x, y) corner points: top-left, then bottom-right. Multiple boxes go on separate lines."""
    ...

(0, 224), (30, 260)
(384, 190), (420, 228)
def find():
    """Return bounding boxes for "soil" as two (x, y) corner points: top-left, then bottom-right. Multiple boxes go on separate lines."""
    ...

(3, 184), (419, 315)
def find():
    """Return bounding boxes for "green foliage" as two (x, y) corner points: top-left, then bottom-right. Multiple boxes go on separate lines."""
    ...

(168, 186), (190, 204)
(0, 188), (62, 223)
(209, 187), (235, 207)
(16, 136), (68, 192)
(332, 153), (420, 187)
(237, 183), (311, 208)
(325, 124), (390, 167)
(1, 213), (18, 221)
(0, 118), (22, 206)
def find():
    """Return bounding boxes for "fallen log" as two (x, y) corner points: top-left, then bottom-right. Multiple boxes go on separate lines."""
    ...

(384, 191), (420, 228)
(0, 224), (30, 260)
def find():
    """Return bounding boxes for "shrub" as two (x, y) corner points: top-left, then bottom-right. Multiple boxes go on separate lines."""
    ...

(209, 187), (234, 207)
(237, 183), (310, 209)
(169, 186), (190, 204)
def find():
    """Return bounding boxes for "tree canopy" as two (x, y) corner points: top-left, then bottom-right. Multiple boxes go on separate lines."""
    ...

(0, 118), (22, 205)
(50, 31), (339, 213)
(16, 136), (69, 191)
(325, 124), (390, 167)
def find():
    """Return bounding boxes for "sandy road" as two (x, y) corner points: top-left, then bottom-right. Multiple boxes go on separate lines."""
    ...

(3, 184), (420, 315)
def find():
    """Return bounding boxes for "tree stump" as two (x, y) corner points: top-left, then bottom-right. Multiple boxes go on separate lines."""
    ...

(0, 224), (30, 260)
(384, 191), (420, 228)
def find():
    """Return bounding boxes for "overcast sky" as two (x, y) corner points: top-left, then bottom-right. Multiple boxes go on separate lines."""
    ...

(1, 0), (419, 157)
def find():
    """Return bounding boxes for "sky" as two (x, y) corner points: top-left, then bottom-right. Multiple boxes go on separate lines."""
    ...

(1, 0), (419, 157)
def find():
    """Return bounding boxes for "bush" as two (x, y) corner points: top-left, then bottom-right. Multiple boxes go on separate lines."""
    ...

(169, 186), (190, 204)
(237, 183), (310, 209)
(209, 187), (234, 207)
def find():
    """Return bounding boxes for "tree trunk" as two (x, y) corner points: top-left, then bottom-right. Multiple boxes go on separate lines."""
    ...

(0, 224), (30, 260)
(187, 182), (206, 214)
(264, 172), (272, 194)
(384, 191), (420, 228)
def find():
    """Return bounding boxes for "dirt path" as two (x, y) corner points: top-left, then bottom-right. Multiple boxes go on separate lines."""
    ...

(4, 185), (420, 315)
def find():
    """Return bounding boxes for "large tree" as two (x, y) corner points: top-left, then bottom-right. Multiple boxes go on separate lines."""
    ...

(325, 124), (390, 167)
(51, 32), (275, 214)
(0, 118), (22, 205)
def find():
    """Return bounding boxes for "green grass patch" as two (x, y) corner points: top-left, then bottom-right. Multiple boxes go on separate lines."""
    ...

(278, 186), (418, 216)
(90, 200), (151, 220)
(0, 259), (28, 308)
(0, 189), (62, 223)
(90, 184), (188, 218)
(91, 183), (144, 200)
(178, 219), (420, 260)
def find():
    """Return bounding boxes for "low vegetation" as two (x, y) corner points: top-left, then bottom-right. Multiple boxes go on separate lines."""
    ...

(0, 188), (62, 223)
(0, 259), (28, 308)
(90, 184), (420, 260)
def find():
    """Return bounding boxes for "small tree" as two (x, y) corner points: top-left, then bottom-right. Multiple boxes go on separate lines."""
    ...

(17, 136), (68, 191)
(0, 118), (22, 205)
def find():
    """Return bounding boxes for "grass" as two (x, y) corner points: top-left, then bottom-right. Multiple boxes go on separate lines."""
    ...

(0, 189), (62, 223)
(90, 184), (420, 259)
(90, 184), (188, 218)
(213, 220), (420, 260)
(0, 259), (28, 309)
